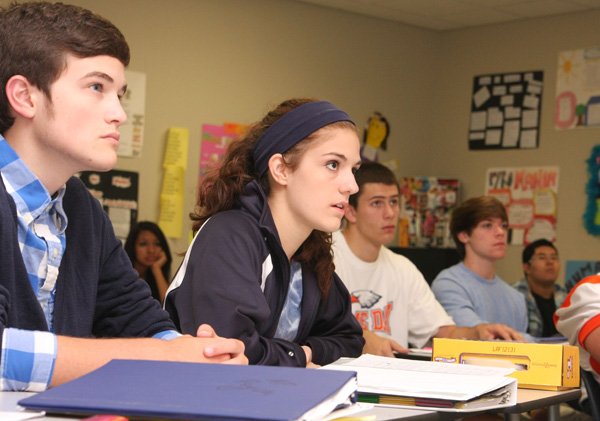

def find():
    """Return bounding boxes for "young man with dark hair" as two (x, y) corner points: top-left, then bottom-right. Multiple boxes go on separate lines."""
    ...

(332, 163), (521, 356)
(514, 239), (566, 338)
(0, 1), (245, 392)
(431, 196), (528, 334)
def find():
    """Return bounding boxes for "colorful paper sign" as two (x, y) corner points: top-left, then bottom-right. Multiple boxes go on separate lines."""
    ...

(485, 166), (559, 245)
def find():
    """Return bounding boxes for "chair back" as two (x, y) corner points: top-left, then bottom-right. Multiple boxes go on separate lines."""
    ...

(581, 369), (600, 420)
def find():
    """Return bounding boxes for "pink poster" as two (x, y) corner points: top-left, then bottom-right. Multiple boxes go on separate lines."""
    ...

(199, 123), (247, 185)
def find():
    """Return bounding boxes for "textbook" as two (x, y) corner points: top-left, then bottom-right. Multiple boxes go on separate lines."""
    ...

(323, 354), (517, 412)
(19, 360), (358, 421)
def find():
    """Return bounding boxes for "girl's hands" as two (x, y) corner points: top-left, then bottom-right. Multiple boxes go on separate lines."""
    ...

(152, 250), (168, 270)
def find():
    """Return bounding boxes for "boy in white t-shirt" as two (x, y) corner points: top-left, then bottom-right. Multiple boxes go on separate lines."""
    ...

(332, 162), (522, 356)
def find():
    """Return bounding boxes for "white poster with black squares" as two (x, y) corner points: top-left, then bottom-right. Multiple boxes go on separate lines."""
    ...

(469, 71), (543, 150)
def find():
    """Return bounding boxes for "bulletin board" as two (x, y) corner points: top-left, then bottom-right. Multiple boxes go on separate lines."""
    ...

(78, 169), (139, 241)
(469, 71), (544, 150)
(485, 166), (559, 245)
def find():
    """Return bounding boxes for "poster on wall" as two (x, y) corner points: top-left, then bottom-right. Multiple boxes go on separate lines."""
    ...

(199, 123), (247, 187)
(565, 260), (600, 291)
(398, 176), (460, 248)
(469, 71), (543, 150)
(361, 112), (390, 162)
(583, 144), (600, 235)
(78, 169), (139, 241)
(555, 47), (600, 129)
(118, 70), (146, 158)
(158, 127), (188, 239)
(485, 166), (559, 245)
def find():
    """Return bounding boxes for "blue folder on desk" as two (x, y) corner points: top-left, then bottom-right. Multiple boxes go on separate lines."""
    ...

(19, 360), (357, 420)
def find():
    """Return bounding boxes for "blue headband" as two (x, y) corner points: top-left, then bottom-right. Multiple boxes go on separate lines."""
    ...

(253, 101), (354, 176)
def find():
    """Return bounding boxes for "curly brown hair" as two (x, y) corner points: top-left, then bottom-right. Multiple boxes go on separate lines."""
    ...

(192, 98), (356, 297)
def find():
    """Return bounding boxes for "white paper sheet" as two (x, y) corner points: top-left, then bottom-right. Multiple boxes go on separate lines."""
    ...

(324, 355), (516, 407)
(0, 412), (45, 421)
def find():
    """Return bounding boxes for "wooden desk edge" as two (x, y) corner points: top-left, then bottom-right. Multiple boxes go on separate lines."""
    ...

(502, 387), (581, 414)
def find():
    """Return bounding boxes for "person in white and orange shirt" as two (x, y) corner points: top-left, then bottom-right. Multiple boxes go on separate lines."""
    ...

(555, 274), (600, 386)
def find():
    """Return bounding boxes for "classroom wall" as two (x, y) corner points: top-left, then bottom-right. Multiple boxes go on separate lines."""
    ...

(5, 0), (598, 284)
(48, 0), (439, 268)
(427, 12), (600, 283)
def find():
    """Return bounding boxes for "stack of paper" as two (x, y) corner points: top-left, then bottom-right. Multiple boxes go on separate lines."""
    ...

(324, 354), (517, 412)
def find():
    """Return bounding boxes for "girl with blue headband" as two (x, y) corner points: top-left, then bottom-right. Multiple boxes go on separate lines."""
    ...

(165, 98), (365, 366)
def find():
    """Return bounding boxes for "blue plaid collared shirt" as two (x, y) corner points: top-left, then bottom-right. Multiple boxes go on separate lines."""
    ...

(0, 137), (179, 391)
(513, 277), (567, 338)
(0, 138), (67, 332)
(0, 137), (65, 391)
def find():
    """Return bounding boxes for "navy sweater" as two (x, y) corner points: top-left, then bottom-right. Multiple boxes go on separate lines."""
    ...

(0, 176), (175, 348)
(165, 180), (364, 366)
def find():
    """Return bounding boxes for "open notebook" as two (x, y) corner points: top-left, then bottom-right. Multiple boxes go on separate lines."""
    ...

(323, 354), (517, 412)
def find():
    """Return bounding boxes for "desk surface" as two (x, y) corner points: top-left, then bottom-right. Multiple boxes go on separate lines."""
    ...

(504, 388), (580, 414)
(0, 391), (64, 420)
(0, 387), (581, 420)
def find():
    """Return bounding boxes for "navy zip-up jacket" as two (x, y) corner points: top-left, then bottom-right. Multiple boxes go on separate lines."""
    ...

(0, 176), (175, 348)
(165, 180), (364, 366)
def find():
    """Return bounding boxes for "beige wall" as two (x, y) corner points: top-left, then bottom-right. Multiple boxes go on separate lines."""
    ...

(49, 0), (439, 267)
(48, 0), (439, 270)
(7, 0), (599, 283)
(428, 12), (600, 283)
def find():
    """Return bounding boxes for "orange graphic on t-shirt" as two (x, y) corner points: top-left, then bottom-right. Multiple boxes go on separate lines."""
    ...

(354, 302), (393, 335)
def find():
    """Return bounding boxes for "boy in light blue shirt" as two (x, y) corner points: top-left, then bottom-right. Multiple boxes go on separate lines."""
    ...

(431, 196), (527, 337)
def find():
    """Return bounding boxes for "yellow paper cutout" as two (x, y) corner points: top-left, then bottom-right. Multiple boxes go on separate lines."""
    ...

(158, 128), (189, 239)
